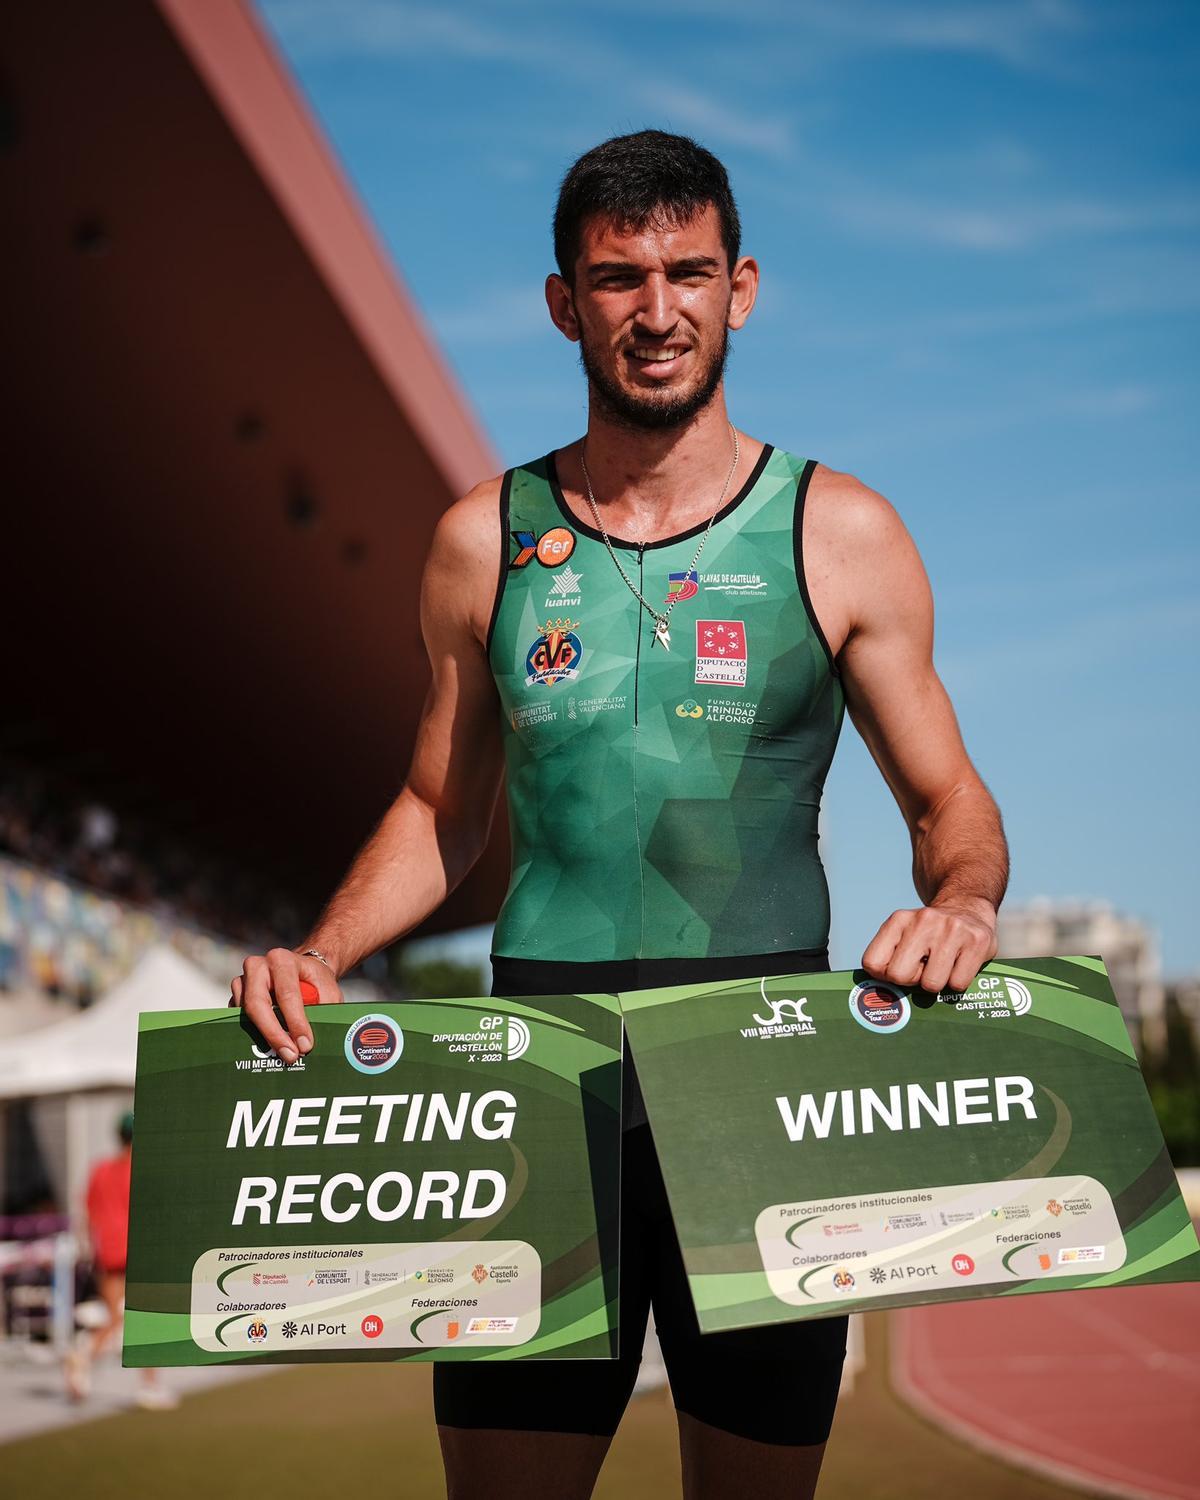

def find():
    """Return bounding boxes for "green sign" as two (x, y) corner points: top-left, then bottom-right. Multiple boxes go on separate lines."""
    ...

(620, 956), (1200, 1331)
(124, 995), (621, 1366)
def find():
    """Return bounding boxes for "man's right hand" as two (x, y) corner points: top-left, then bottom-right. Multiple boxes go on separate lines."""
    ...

(228, 949), (343, 1064)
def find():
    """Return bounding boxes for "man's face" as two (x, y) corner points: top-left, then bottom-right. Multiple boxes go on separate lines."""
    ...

(546, 203), (757, 432)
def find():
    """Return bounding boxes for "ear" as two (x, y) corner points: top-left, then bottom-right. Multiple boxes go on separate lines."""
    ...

(727, 255), (759, 332)
(545, 273), (581, 343)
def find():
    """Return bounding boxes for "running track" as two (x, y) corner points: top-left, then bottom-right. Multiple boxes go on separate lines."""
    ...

(893, 1284), (1200, 1499)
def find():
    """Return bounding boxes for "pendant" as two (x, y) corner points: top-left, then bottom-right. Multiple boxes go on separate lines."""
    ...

(652, 619), (671, 651)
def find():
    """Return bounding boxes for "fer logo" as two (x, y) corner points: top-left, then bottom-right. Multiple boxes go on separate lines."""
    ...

(510, 527), (577, 569)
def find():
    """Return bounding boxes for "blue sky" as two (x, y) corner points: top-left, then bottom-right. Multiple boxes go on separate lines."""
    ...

(257, 0), (1199, 974)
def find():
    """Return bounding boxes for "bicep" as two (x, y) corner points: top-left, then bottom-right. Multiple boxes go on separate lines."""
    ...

(837, 506), (979, 829)
(405, 500), (505, 825)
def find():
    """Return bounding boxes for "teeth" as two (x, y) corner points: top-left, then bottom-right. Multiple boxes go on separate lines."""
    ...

(631, 347), (682, 362)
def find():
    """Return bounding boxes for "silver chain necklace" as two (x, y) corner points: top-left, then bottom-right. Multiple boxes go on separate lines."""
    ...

(579, 425), (740, 651)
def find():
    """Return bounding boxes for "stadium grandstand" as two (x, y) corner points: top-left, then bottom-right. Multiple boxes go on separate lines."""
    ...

(0, 0), (503, 1230)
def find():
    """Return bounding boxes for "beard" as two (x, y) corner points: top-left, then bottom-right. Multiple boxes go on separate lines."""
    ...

(578, 323), (730, 432)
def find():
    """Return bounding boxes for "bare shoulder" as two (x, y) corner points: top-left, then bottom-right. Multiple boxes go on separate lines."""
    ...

(423, 473), (506, 645)
(430, 474), (505, 567)
(803, 463), (930, 655)
(806, 462), (915, 559)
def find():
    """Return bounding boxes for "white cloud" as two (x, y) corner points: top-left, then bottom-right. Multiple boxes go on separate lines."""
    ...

(258, 0), (801, 159)
(630, 83), (794, 159)
(829, 186), (1200, 252)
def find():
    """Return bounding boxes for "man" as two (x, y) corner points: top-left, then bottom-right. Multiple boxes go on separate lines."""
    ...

(65, 1112), (175, 1409)
(233, 131), (1007, 1499)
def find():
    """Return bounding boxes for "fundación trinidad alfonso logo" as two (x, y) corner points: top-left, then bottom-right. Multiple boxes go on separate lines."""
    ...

(344, 1014), (404, 1074)
(525, 619), (583, 686)
(848, 980), (912, 1033)
(675, 699), (705, 719)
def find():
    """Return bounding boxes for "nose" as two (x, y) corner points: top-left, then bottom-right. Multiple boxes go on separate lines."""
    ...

(634, 272), (677, 337)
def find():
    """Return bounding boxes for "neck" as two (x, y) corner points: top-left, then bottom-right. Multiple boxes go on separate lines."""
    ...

(568, 385), (758, 538)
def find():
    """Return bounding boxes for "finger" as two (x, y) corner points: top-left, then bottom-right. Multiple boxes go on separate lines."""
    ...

(241, 955), (298, 1064)
(267, 949), (314, 1056)
(916, 941), (959, 996)
(861, 911), (910, 977)
(948, 938), (993, 994)
(884, 917), (935, 987)
(228, 976), (243, 1009)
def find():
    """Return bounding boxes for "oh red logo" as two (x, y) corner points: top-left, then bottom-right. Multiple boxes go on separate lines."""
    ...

(361, 1315), (384, 1339)
(952, 1253), (975, 1277)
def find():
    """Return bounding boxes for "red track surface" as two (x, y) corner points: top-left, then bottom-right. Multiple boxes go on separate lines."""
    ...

(893, 1285), (1200, 1500)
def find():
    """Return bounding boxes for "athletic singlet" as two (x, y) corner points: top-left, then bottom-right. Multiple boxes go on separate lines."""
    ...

(485, 443), (844, 967)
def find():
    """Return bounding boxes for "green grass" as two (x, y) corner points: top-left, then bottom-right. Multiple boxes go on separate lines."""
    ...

(2, 1316), (1088, 1499)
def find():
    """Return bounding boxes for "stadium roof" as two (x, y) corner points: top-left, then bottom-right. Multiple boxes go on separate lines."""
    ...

(1, 0), (508, 935)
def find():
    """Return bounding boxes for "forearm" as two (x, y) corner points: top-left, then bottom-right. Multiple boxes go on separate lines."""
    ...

(299, 785), (491, 977)
(911, 778), (1009, 917)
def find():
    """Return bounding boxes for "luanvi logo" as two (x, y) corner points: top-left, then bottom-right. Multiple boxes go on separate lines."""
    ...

(741, 979), (817, 1040)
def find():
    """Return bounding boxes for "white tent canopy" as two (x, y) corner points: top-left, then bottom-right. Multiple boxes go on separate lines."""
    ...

(0, 943), (227, 1100)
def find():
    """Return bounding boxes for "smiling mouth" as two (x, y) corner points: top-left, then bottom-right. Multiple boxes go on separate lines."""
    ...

(627, 345), (691, 366)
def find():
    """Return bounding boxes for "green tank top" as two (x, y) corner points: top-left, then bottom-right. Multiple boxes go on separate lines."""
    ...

(486, 443), (844, 965)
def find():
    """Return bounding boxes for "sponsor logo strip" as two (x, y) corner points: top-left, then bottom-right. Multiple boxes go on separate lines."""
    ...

(190, 1241), (542, 1351)
(754, 1175), (1125, 1308)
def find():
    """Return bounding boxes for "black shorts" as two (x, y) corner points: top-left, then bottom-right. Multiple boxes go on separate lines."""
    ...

(433, 950), (849, 1447)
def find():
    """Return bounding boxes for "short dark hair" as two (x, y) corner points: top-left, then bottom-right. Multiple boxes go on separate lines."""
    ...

(553, 129), (741, 282)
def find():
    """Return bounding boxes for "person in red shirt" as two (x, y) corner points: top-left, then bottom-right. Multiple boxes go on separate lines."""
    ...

(65, 1112), (175, 1409)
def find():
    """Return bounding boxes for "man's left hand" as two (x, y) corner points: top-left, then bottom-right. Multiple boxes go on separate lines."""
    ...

(861, 897), (998, 995)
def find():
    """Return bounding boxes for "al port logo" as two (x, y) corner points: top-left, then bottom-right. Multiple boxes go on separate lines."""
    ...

(849, 980), (912, 1033)
(675, 699), (705, 719)
(344, 1013), (404, 1075)
(525, 619), (583, 686)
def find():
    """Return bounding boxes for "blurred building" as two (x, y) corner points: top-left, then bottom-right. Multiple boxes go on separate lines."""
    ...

(1164, 976), (1200, 1045)
(1, 0), (509, 943)
(997, 900), (1165, 1055)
